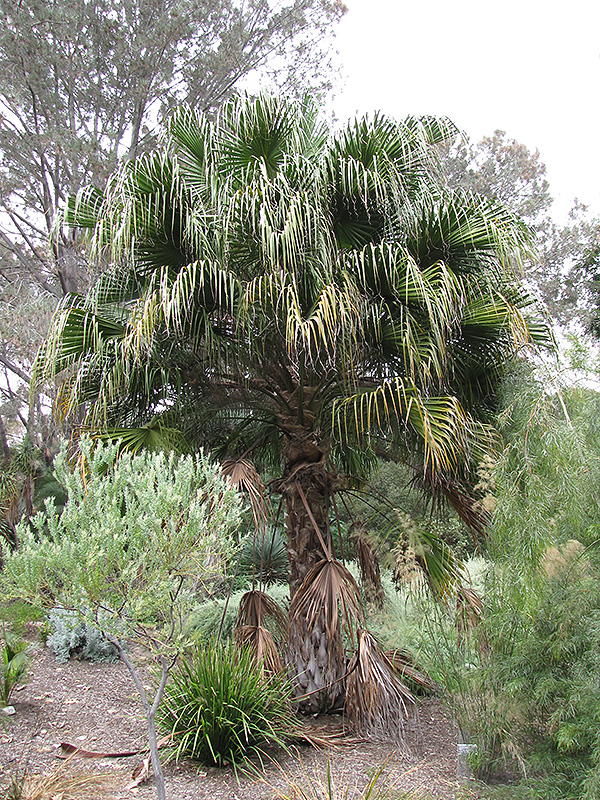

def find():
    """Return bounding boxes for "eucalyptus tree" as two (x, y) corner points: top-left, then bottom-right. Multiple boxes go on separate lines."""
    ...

(0, 0), (344, 450)
(0, 0), (343, 295)
(36, 95), (549, 715)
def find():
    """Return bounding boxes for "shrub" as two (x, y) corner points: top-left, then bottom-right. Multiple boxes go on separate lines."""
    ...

(0, 600), (44, 638)
(419, 367), (600, 798)
(45, 609), (119, 664)
(0, 438), (242, 800)
(158, 640), (295, 768)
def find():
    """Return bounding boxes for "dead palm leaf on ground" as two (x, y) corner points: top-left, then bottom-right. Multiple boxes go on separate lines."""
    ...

(385, 649), (438, 693)
(346, 630), (415, 743)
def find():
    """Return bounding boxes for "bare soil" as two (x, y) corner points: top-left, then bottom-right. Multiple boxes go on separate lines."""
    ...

(0, 628), (484, 800)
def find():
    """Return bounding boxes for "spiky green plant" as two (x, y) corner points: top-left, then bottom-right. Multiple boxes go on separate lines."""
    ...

(1, 632), (29, 705)
(157, 640), (296, 769)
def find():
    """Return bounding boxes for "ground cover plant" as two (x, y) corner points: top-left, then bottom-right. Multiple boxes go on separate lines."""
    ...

(45, 608), (120, 664)
(0, 438), (242, 800)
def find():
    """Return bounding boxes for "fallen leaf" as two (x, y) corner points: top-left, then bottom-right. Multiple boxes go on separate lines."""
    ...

(126, 757), (151, 790)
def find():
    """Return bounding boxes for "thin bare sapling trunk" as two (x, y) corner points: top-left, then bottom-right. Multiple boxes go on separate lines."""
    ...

(107, 635), (174, 800)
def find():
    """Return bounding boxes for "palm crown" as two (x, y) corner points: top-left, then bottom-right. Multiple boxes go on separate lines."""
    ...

(40, 95), (545, 474)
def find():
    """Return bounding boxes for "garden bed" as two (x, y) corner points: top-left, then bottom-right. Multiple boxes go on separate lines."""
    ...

(0, 632), (472, 799)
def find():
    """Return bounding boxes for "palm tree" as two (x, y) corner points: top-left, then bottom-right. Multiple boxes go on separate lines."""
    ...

(37, 95), (549, 715)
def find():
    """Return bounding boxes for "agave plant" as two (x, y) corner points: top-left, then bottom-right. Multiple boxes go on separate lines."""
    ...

(38, 93), (549, 719)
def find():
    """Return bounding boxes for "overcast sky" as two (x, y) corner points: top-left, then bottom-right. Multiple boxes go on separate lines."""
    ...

(331, 0), (600, 219)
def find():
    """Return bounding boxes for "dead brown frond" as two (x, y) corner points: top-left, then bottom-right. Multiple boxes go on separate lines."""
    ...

(346, 629), (415, 742)
(234, 589), (288, 673)
(353, 526), (385, 609)
(288, 560), (365, 711)
(237, 588), (288, 630)
(236, 623), (284, 673)
(6, 763), (116, 800)
(385, 649), (438, 693)
(222, 457), (269, 531)
(291, 718), (366, 748)
(289, 559), (365, 647)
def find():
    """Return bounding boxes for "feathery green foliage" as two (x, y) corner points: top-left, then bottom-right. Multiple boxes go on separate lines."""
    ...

(1, 439), (241, 633)
(413, 365), (600, 799)
(0, 438), (242, 800)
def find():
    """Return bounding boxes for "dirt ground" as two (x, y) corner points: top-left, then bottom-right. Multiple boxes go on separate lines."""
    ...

(0, 630), (485, 800)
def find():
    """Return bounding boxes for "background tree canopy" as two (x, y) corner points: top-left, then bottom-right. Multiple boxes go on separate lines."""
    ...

(0, 0), (344, 451)
(441, 130), (600, 331)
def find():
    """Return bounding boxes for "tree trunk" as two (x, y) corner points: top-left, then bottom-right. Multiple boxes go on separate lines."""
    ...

(110, 638), (171, 800)
(278, 441), (346, 713)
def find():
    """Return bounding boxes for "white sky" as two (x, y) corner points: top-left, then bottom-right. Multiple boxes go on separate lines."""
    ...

(331, 0), (600, 219)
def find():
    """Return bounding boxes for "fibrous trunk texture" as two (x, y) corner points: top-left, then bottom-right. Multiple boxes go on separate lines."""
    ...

(280, 442), (346, 713)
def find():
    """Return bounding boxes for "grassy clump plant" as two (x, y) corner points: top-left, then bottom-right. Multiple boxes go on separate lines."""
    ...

(158, 640), (296, 769)
(4, 764), (115, 800)
(261, 757), (442, 800)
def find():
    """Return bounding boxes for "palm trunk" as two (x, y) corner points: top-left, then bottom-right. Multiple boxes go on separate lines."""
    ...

(279, 446), (346, 713)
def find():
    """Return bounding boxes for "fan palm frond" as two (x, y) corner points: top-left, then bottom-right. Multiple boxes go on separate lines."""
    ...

(89, 421), (189, 455)
(333, 380), (478, 475)
(289, 559), (365, 647)
(222, 458), (269, 532)
(345, 629), (415, 742)
(385, 648), (438, 693)
(353, 527), (385, 609)
(234, 590), (288, 673)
